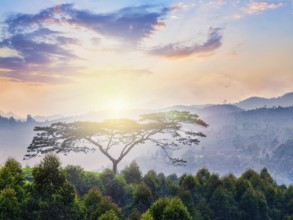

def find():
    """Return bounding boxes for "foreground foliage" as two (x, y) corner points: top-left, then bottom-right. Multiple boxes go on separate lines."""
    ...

(0, 155), (292, 220)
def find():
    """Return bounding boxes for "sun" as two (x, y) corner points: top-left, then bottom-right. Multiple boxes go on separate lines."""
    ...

(111, 99), (123, 111)
(109, 99), (125, 118)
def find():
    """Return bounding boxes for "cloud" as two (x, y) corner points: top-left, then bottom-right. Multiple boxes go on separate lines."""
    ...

(0, 26), (80, 83)
(244, 2), (283, 14)
(0, 33), (78, 65)
(148, 27), (223, 58)
(5, 4), (169, 45)
(0, 4), (170, 83)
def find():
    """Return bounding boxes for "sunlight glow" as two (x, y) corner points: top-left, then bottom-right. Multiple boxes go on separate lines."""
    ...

(109, 99), (125, 118)
(111, 99), (123, 111)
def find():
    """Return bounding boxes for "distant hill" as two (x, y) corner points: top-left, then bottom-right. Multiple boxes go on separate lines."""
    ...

(0, 110), (22, 119)
(162, 92), (293, 117)
(269, 140), (293, 183)
(1, 91), (293, 123)
(33, 114), (64, 122)
(235, 92), (293, 110)
(161, 105), (203, 113)
(199, 104), (243, 117)
(1, 105), (293, 184)
(161, 104), (243, 117)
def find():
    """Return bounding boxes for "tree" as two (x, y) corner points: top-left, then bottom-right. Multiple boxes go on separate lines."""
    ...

(162, 197), (192, 220)
(98, 210), (119, 220)
(0, 158), (28, 219)
(65, 165), (86, 196)
(209, 186), (239, 220)
(239, 188), (269, 220)
(83, 188), (120, 220)
(143, 170), (160, 200)
(28, 154), (83, 220)
(283, 185), (293, 219)
(141, 211), (155, 220)
(25, 111), (207, 174)
(133, 182), (153, 212)
(65, 165), (103, 196)
(142, 197), (192, 220)
(121, 161), (142, 184)
(0, 188), (22, 220)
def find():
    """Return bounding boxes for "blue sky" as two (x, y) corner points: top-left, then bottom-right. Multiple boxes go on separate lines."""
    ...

(0, 0), (292, 116)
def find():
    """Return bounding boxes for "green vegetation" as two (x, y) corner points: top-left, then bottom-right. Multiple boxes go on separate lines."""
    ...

(22, 167), (33, 181)
(1, 155), (292, 220)
(22, 167), (99, 182)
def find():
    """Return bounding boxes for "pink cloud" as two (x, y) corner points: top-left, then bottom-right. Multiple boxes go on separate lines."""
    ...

(244, 2), (283, 14)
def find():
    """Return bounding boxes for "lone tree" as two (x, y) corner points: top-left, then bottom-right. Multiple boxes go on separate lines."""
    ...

(25, 111), (208, 174)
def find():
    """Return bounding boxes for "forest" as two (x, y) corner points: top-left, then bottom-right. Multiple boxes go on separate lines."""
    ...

(0, 154), (292, 220)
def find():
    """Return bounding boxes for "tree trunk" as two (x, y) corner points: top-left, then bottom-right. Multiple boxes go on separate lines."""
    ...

(112, 160), (118, 174)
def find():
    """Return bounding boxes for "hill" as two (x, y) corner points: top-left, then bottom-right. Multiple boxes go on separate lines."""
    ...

(235, 92), (293, 110)
(137, 106), (293, 184)
(1, 94), (293, 185)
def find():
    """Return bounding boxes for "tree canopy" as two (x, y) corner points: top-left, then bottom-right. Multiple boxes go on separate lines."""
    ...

(1, 155), (292, 220)
(25, 111), (208, 173)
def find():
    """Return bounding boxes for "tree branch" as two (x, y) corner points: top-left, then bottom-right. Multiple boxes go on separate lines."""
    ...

(86, 137), (116, 162)
(105, 131), (115, 152)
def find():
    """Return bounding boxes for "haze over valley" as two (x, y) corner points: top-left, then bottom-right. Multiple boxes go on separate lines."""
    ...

(1, 92), (293, 184)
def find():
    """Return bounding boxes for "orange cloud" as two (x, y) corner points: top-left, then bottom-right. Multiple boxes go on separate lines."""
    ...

(244, 2), (283, 14)
(148, 27), (223, 59)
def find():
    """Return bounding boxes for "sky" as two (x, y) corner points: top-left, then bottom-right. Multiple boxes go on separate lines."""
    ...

(0, 0), (292, 117)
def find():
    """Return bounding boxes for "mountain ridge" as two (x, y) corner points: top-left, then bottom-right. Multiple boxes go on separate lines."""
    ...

(1, 91), (293, 122)
(235, 92), (293, 110)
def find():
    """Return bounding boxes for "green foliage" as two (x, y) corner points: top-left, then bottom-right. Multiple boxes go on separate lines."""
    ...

(65, 165), (102, 196)
(140, 211), (154, 220)
(22, 167), (33, 181)
(239, 188), (269, 220)
(0, 158), (27, 219)
(0, 156), (292, 220)
(98, 210), (119, 220)
(165, 174), (180, 196)
(127, 209), (141, 220)
(222, 174), (237, 195)
(100, 169), (115, 187)
(179, 174), (199, 208)
(99, 168), (134, 212)
(148, 197), (169, 220)
(235, 178), (251, 202)
(143, 170), (160, 200)
(209, 186), (239, 220)
(260, 168), (274, 184)
(143, 197), (191, 220)
(195, 168), (211, 185)
(162, 197), (192, 220)
(194, 198), (214, 220)
(83, 188), (119, 220)
(28, 154), (83, 220)
(205, 174), (222, 200)
(0, 187), (22, 220)
(240, 169), (262, 189)
(0, 158), (25, 190)
(133, 182), (152, 212)
(122, 161), (142, 184)
(283, 185), (293, 218)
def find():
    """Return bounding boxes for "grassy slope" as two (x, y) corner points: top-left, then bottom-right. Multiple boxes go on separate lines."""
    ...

(22, 168), (100, 181)
(22, 167), (33, 181)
